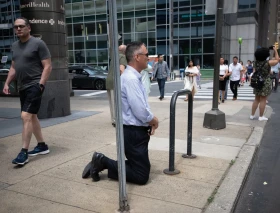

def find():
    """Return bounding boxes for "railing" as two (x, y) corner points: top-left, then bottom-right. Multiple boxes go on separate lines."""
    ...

(163, 89), (196, 175)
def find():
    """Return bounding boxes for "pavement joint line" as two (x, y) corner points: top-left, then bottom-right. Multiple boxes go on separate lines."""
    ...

(30, 174), (203, 211)
(203, 126), (263, 213)
(3, 188), (98, 213)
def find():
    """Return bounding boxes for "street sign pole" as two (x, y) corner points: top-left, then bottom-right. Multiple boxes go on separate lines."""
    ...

(169, 0), (174, 81)
(238, 38), (243, 62)
(203, 0), (226, 130)
(108, 0), (129, 212)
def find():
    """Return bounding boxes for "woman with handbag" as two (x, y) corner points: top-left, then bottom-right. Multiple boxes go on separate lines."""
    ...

(250, 46), (279, 121)
(219, 57), (229, 103)
(184, 60), (199, 101)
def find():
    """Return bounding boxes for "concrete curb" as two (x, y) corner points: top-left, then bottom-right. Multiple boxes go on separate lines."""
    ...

(203, 126), (264, 213)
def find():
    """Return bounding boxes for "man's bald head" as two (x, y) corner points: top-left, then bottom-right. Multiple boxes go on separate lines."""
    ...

(119, 45), (126, 54)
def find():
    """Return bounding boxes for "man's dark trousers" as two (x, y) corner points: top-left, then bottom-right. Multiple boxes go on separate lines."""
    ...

(230, 80), (240, 98)
(106, 126), (151, 185)
(157, 78), (166, 98)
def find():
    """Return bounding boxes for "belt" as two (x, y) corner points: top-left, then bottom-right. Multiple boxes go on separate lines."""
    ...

(123, 125), (149, 130)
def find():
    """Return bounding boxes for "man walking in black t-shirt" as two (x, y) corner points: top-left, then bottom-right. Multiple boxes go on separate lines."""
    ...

(3, 17), (52, 165)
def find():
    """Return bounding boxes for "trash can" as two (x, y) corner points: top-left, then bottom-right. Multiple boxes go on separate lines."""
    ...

(180, 68), (185, 80)
(0, 73), (19, 96)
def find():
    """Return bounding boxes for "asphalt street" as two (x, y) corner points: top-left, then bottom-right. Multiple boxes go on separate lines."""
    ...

(234, 91), (280, 213)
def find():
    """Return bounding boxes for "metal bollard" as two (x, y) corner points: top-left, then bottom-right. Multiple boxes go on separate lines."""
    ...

(182, 93), (197, 159)
(163, 89), (195, 175)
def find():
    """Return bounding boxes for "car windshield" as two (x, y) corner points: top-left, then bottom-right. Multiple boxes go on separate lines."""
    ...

(84, 69), (97, 75)
(88, 66), (103, 71)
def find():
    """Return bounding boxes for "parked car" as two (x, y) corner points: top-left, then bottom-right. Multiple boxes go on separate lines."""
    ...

(0, 69), (9, 73)
(68, 66), (107, 90)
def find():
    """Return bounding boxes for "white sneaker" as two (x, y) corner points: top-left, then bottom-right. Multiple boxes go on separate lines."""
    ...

(250, 115), (255, 120)
(258, 116), (268, 121)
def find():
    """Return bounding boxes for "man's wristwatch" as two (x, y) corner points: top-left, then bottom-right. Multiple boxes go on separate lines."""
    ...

(39, 84), (45, 91)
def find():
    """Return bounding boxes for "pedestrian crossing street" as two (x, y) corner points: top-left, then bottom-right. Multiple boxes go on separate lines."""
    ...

(165, 82), (255, 101)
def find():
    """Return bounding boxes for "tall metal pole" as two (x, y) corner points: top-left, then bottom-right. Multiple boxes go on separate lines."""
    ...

(211, 0), (224, 110)
(108, 0), (129, 212)
(169, 0), (174, 80)
(239, 44), (241, 62)
(203, 0), (226, 130)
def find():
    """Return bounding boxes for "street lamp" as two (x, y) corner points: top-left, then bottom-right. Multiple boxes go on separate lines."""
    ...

(238, 37), (242, 62)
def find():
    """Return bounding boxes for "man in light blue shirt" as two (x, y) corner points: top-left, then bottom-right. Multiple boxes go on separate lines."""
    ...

(87, 41), (159, 185)
(271, 58), (280, 91)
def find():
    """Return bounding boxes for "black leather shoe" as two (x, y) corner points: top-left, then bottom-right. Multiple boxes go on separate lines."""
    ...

(90, 152), (105, 181)
(82, 161), (91, 179)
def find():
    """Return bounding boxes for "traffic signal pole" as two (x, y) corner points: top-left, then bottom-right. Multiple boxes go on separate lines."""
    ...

(203, 0), (226, 130)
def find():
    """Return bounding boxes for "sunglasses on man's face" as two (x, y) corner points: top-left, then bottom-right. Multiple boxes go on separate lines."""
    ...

(14, 25), (26, 30)
(138, 53), (149, 57)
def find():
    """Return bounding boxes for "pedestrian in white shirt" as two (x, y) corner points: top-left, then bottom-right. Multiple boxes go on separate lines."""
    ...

(219, 57), (228, 103)
(229, 56), (243, 100)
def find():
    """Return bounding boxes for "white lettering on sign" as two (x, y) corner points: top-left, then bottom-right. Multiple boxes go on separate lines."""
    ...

(49, 19), (55, 25)
(29, 19), (48, 24)
(20, 2), (50, 9)
(29, 18), (57, 26)
(58, 20), (65, 26)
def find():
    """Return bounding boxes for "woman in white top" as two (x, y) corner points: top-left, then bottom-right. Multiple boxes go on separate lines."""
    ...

(219, 57), (229, 103)
(141, 64), (152, 96)
(184, 60), (199, 101)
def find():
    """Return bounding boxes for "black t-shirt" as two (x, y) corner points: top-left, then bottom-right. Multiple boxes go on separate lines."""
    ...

(12, 36), (51, 90)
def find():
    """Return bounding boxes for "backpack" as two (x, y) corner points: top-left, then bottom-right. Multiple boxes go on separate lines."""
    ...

(250, 63), (265, 89)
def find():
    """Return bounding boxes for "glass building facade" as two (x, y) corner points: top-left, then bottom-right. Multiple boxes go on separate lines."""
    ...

(0, 0), (235, 69)
(0, 0), (20, 67)
(65, 0), (221, 69)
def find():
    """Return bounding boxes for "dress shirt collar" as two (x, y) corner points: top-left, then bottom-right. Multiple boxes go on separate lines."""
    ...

(126, 65), (142, 80)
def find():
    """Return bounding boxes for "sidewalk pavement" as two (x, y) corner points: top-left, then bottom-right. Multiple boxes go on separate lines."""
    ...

(0, 95), (271, 213)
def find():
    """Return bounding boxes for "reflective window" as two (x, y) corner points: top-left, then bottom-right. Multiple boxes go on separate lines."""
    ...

(238, 0), (256, 9)
(65, 3), (72, 17)
(157, 10), (167, 25)
(191, 39), (202, 54)
(123, 0), (135, 11)
(74, 50), (85, 63)
(135, 32), (147, 44)
(156, 0), (167, 9)
(96, 22), (107, 35)
(84, 1), (95, 15)
(191, 0), (203, 6)
(98, 49), (108, 63)
(73, 24), (84, 36)
(179, 7), (190, 23)
(179, 0), (190, 7)
(157, 41), (167, 55)
(135, 0), (146, 10)
(97, 36), (107, 49)
(178, 23), (190, 39)
(204, 38), (214, 53)
(203, 22), (215, 37)
(136, 17), (147, 32)
(68, 37), (74, 50)
(74, 37), (84, 50)
(203, 54), (214, 68)
(191, 22), (202, 37)
(67, 25), (73, 36)
(191, 6), (203, 22)
(86, 50), (97, 63)
(95, 0), (106, 14)
(86, 36), (97, 49)
(179, 40), (190, 54)
(148, 32), (156, 46)
(85, 23), (96, 35)
(157, 25), (167, 40)
(123, 19), (134, 33)
(72, 2), (83, 16)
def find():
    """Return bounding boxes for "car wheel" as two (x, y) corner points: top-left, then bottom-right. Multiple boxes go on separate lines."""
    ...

(94, 79), (105, 90)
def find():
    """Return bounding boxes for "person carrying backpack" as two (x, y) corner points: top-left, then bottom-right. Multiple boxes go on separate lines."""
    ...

(250, 46), (279, 121)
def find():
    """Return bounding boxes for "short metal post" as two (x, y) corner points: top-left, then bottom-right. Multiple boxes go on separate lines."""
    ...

(163, 92), (180, 175)
(182, 93), (197, 159)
